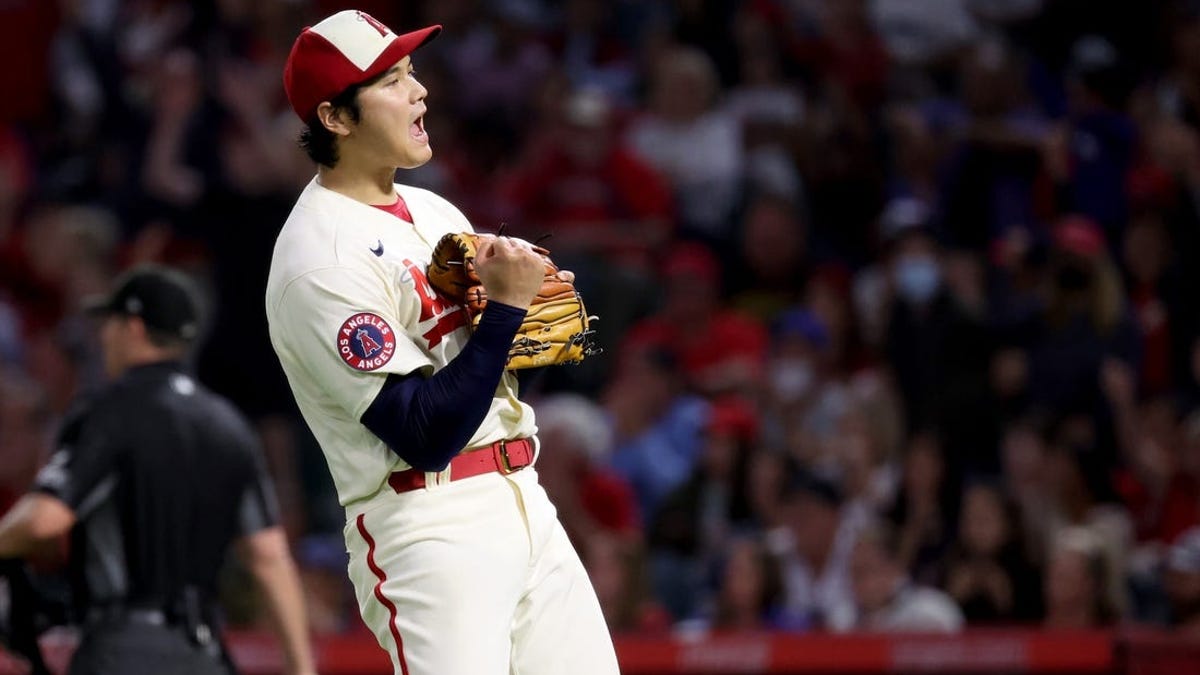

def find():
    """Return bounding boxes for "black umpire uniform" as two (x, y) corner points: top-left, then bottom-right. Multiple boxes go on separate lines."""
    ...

(30, 268), (281, 675)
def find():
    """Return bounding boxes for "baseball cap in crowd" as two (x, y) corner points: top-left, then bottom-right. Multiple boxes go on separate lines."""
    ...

(1068, 34), (1119, 77)
(772, 308), (830, 351)
(706, 396), (760, 444)
(283, 10), (442, 121)
(1067, 34), (1134, 107)
(663, 242), (721, 282)
(84, 265), (201, 341)
(565, 87), (613, 129)
(1168, 527), (1200, 575)
(1053, 215), (1106, 258)
(783, 470), (844, 508)
(880, 196), (933, 244)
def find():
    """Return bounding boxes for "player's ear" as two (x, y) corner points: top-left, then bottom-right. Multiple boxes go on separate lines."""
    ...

(316, 102), (353, 137)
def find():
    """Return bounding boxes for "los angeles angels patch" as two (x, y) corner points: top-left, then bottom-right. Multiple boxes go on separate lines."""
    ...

(337, 313), (396, 371)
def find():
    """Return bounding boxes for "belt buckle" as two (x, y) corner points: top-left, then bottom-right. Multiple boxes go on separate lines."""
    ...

(495, 440), (518, 475)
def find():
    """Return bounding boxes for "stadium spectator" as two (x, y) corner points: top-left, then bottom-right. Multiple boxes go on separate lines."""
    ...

(886, 430), (958, 586)
(938, 35), (1049, 252)
(999, 415), (1056, 562)
(1043, 527), (1119, 628)
(622, 242), (769, 397)
(533, 393), (641, 547)
(1052, 35), (1138, 237)
(649, 396), (760, 620)
(582, 532), (670, 635)
(627, 45), (743, 243)
(1024, 217), (1140, 463)
(848, 520), (965, 632)
(770, 471), (867, 631)
(882, 200), (992, 467)
(1040, 419), (1135, 619)
(728, 196), (811, 323)
(501, 87), (673, 264)
(940, 481), (1043, 623)
(1120, 214), (1183, 396)
(1165, 527), (1200, 636)
(725, 10), (806, 203)
(710, 535), (786, 631)
(543, 0), (638, 102)
(606, 346), (709, 523)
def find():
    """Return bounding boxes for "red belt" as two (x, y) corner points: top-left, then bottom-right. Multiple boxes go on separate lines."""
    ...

(388, 437), (535, 493)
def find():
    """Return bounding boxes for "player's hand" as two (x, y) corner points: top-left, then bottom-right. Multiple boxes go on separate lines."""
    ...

(476, 237), (545, 309)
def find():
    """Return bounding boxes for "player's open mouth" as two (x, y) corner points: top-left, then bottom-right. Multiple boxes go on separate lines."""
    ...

(410, 116), (427, 144)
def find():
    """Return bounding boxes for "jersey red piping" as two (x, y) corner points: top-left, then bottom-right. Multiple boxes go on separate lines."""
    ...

(357, 513), (410, 675)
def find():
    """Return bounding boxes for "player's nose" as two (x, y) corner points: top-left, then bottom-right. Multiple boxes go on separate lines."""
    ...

(411, 77), (428, 102)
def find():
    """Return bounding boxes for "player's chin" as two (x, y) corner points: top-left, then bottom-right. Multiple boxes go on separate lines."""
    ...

(398, 145), (434, 170)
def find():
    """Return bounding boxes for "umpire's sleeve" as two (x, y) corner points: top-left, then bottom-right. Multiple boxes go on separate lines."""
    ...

(32, 401), (122, 517)
(236, 432), (283, 537)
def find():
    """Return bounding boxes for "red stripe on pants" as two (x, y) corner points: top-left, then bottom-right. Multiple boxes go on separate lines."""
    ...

(356, 513), (409, 675)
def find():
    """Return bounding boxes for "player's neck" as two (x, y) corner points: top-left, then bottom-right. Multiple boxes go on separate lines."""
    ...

(317, 163), (398, 206)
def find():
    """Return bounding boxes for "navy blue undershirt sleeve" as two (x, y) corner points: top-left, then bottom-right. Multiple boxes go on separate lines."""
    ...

(360, 302), (526, 472)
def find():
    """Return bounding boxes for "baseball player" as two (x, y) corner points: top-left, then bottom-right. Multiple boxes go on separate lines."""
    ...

(266, 10), (619, 675)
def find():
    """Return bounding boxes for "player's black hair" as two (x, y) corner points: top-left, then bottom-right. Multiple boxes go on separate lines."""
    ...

(298, 84), (364, 168)
(298, 61), (395, 168)
(297, 61), (411, 167)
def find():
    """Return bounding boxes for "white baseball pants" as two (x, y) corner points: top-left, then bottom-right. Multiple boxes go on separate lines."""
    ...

(344, 465), (620, 675)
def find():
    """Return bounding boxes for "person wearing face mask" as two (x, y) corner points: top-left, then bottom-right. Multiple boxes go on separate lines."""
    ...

(764, 307), (857, 473)
(881, 199), (993, 474)
(766, 308), (830, 405)
(894, 252), (943, 306)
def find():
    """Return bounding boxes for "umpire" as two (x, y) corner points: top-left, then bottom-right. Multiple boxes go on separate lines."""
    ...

(0, 265), (316, 675)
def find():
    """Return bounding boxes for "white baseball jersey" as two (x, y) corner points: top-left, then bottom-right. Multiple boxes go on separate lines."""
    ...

(265, 177), (537, 507)
(268, 177), (617, 675)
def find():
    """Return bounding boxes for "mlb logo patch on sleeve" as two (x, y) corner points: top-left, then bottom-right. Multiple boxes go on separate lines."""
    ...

(338, 313), (396, 370)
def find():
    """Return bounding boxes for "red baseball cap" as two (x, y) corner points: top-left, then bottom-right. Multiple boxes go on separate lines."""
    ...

(664, 242), (720, 282)
(706, 397), (759, 444)
(1053, 214), (1107, 258)
(283, 10), (441, 122)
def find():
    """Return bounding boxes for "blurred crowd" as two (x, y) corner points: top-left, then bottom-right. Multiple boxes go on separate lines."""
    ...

(5, 0), (1200, 639)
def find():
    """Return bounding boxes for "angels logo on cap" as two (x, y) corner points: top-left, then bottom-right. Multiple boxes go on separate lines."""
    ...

(337, 312), (396, 371)
(283, 10), (442, 121)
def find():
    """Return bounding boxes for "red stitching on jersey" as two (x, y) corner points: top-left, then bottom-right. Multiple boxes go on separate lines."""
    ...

(402, 259), (469, 348)
(357, 514), (409, 675)
(422, 309), (470, 348)
(402, 259), (453, 322)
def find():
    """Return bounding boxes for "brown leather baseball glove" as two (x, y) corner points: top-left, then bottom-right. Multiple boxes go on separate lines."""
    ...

(427, 232), (599, 369)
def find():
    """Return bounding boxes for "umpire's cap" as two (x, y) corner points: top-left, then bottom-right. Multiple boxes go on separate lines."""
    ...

(84, 265), (201, 341)
(284, 10), (441, 122)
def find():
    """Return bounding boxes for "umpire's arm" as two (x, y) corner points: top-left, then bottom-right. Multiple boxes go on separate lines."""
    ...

(234, 437), (317, 675)
(0, 494), (74, 558)
(0, 401), (113, 557)
(236, 527), (316, 675)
